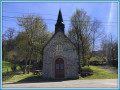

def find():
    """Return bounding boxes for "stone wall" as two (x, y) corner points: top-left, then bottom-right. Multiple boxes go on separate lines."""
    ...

(42, 31), (79, 79)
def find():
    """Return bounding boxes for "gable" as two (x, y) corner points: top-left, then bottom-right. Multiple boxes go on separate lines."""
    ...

(43, 31), (77, 51)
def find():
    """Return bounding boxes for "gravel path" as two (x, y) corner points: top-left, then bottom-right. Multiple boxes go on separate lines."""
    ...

(2, 79), (118, 89)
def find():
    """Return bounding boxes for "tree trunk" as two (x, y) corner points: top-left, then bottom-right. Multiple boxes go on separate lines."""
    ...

(28, 59), (31, 74)
(24, 60), (27, 74)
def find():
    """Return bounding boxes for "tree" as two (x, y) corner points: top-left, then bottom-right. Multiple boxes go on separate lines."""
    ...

(88, 19), (104, 66)
(101, 35), (118, 67)
(2, 28), (16, 63)
(2, 34), (7, 61)
(17, 15), (50, 74)
(5, 28), (15, 40)
(68, 9), (91, 71)
(68, 9), (102, 71)
(4, 28), (16, 52)
(15, 31), (30, 74)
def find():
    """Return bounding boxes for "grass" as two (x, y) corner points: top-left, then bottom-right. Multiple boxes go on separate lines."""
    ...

(3, 73), (77, 83)
(3, 65), (118, 83)
(2, 61), (21, 82)
(2, 61), (20, 73)
(3, 72), (33, 82)
(78, 65), (118, 80)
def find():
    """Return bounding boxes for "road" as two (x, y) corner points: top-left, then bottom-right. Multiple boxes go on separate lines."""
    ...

(2, 79), (118, 89)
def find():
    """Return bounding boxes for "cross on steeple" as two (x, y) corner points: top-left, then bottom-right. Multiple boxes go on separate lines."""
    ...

(55, 9), (65, 33)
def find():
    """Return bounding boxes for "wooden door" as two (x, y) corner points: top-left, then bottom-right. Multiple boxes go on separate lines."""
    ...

(55, 58), (64, 78)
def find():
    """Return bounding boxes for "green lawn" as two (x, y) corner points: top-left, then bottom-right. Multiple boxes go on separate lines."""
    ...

(78, 66), (118, 80)
(3, 72), (33, 82)
(3, 73), (73, 83)
(2, 61), (20, 73)
(3, 65), (118, 83)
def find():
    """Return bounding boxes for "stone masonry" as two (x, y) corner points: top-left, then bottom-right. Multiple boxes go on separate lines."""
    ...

(42, 10), (79, 79)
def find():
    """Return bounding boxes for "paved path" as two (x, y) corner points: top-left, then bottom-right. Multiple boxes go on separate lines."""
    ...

(2, 79), (118, 89)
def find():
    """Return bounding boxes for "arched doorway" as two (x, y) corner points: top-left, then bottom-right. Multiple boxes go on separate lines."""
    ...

(55, 58), (64, 78)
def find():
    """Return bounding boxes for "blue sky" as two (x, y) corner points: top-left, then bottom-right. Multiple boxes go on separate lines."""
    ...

(2, 2), (118, 42)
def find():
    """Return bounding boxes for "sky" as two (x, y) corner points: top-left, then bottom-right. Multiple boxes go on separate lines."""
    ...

(2, 2), (118, 48)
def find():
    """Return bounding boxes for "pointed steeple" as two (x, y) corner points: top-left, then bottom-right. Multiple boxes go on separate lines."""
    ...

(57, 9), (63, 24)
(55, 9), (65, 33)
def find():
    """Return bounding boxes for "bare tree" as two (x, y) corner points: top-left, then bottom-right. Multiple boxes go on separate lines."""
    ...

(88, 19), (104, 66)
(101, 35), (118, 67)
(4, 28), (16, 51)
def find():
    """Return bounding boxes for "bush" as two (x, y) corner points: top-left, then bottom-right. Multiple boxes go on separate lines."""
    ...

(81, 67), (93, 72)
(89, 57), (107, 65)
(80, 67), (93, 77)
(81, 72), (93, 77)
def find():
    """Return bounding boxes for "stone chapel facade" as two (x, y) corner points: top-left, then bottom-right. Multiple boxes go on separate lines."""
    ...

(42, 10), (79, 79)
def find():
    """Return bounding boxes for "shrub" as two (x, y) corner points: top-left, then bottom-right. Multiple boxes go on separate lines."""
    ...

(81, 72), (93, 77)
(80, 67), (93, 77)
(89, 57), (107, 65)
(81, 67), (93, 72)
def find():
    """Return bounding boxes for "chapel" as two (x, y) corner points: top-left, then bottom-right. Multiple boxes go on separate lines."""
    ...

(42, 10), (79, 79)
